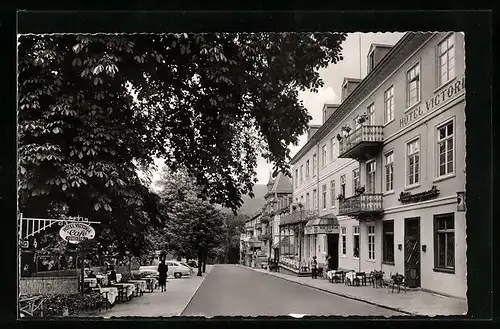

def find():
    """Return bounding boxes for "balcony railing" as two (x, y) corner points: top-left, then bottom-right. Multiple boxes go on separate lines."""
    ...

(339, 194), (383, 218)
(279, 209), (319, 226)
(339, 125), (384, 161)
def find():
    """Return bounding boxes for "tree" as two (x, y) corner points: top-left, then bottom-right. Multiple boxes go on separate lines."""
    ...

(18, 32), (347, 217)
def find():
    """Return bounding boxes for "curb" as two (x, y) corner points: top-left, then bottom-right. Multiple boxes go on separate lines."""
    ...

(237, 265), (415, 316)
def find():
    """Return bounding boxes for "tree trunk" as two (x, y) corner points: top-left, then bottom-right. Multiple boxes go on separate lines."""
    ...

(197, 248), (203, 276)
(202, 249), (207, 273)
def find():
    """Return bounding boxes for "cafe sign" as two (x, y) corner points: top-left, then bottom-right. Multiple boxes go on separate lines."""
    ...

(304, 224), (340, 235)
(400, 76), (465, 128)
(59, 222), (95, 244)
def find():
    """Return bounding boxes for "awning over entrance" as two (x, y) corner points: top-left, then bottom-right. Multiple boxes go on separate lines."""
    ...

(304, 214), (339, 235)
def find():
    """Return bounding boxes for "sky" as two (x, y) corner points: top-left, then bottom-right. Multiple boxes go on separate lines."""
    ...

(151, 32), (405, 187)
(255, 32), (405, 184)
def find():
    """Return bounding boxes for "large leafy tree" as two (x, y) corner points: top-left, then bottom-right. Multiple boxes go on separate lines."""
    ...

(18, 33), (346, 252)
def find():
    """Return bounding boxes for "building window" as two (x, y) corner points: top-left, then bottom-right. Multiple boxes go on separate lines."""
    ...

(341, 227), (347, 256)
(367, 161), (376, 193)
(434, 213), (455, 271)
(305, 193), (310, 210)
(437, 120), (454, 177)
(305, 160), (310, 180)
(407, 62), (421, 108)
(312, 154), (317, 176)
(385, 152), (394, 192)
(300, 195), (304, 207)
(384, 85), (394, 123)
(382, 220), (394, 263)
(313, 189), (317, 210)
(353, 226), (360, 258)
(295, 169), (298, 187)
(330, 137), (336, 162)
(407, 138), (420, 186)
(322, 184), (327, 209)
(438, 33), (455, 86)
(367, 103), (375, 125)
(352, 168), (360, 194)
(340, 175), (346, 196)
(322, 145), (327, 167)
(300, 165), (304, 184)
(330, 180), (336, 207)
(368, 225), (375, 260)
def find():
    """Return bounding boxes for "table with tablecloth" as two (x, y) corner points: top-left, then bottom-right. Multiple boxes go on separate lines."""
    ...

(116, 273), (122, 283)
(95, 274), (108, 286)
(92, 287), (118, 306)
(143, 276), (158, 292)
(128, 280), (147, 296)
(84, 278), (98, 288)
(111, 283), (135, 301)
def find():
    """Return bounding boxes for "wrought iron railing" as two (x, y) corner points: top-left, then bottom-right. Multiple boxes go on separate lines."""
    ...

(279, 209), (318, 226)
(339, 125), (384, 155)
(339, 194), (383, 215)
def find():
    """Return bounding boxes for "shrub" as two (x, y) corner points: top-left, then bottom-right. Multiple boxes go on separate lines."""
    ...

(20, 292), (108, 317)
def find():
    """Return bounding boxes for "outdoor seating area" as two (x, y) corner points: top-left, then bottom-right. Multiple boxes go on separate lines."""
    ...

(325, 269), (407, 293)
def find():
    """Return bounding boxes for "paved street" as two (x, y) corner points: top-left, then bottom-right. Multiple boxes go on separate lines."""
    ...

(181, 265), (402, 317)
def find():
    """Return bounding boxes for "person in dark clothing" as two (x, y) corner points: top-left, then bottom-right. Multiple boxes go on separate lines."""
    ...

(87, 270), (96, 278)
(158, 260), (168, 292)
(107, 266), (117, 284)
(311, 256), (318, 279)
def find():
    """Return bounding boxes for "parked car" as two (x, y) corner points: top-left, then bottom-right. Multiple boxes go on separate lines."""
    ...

(166, 260), (193, 278)
(139, 265), (159, 277)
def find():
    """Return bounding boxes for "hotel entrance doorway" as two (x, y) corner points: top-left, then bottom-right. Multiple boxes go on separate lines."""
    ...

(327, 234), (339, 270)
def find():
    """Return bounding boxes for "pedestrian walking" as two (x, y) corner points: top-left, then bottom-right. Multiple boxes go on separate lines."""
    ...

(158, 260), (168, 292)
(311, 256), (318, 279)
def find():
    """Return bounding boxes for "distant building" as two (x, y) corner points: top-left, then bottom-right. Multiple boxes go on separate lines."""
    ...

(286, 32), (466, 298)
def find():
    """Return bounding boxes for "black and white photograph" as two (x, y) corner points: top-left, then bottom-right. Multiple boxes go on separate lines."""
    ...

(16, 14), (470, 318)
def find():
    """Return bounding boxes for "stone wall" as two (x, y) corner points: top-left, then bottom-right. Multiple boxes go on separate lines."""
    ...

(20, 277), (79, 295)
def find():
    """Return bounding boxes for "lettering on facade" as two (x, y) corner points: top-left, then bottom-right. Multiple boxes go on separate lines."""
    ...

(304, 224), (340, 235)
(400, 76), (465, 128)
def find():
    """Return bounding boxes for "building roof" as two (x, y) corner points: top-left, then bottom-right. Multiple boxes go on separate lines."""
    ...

(342, 77), (362, 86)
(266, 172), (293, 197)
(368, 43), (394, 53)
(290, 32), (433, 165)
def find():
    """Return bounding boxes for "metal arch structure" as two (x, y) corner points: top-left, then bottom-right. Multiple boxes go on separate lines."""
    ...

(18, 213), (101, 243)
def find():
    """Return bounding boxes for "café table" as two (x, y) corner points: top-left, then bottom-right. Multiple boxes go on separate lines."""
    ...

(84, 278), (98, 288)
(128, 280), (147, 296)
(111, 283), (135, 301)
(143, 276), (158, 293)
(92, 287), (118, 308)
(95, 274), (108, 287)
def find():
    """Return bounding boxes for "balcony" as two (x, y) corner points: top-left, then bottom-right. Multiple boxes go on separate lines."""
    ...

(339, 125), (384, 161)
(279, 209), (319, 226)
(338, 194), (383, 220)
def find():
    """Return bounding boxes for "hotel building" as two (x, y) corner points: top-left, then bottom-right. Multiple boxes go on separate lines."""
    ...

(281, 32), (466, 298)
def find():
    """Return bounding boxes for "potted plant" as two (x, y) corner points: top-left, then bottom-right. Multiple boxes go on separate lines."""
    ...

(337, 194), (345, 201)
(298, 203), (304, 209)
(336, 133), (343, 141)
(357, 113), (368, 125)
(292, 204), (297, 211)
(341, 125), (352, 135)
(355, 186), (365, 195)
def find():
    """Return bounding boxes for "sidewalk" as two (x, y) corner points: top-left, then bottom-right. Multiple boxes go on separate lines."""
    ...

(90, 266), (213, 318)
(239, 265), (467, 316)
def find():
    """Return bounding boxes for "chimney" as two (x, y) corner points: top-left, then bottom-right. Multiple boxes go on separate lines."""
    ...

(322, 103), (340, 124)
(307, 125), (322, 141)
(341, 78), (362, 102)
(367, 43), (393, 74)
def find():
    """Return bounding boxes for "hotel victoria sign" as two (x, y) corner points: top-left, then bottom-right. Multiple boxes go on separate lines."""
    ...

(400, 76), (465, 128)
(304, 223), (340, 235)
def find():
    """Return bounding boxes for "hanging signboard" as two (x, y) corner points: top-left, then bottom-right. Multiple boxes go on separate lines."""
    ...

(59, 222), (95, 244)
(304, 224), (340, 235)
